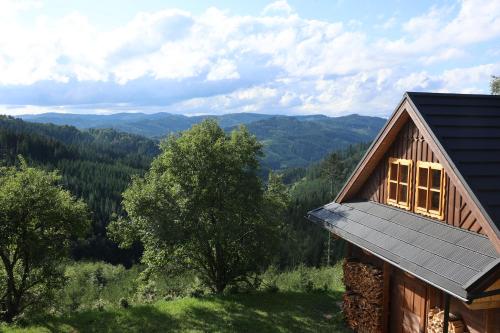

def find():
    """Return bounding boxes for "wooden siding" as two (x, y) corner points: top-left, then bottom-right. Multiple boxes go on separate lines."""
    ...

(353, 246), (500, 333)
(358, 120), (485, 234)
(390, 270), (427, 333)
(427, 284), (500, 333)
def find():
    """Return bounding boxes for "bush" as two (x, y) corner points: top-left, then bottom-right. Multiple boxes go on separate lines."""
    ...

(265, 284), (280, 293)
(119, 298), (129, 308)
(260, 262), (344, 293)
(55, 261), (140, 312)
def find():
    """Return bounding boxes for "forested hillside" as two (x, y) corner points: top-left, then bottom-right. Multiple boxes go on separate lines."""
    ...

(0, 116), (369, 330)
(22, 112), (384, 169)
(0, 115), (159, 265)
(239, 114), (381, 169)
(21, 112), (275, 138)
(278, 142), (369, 268)
(0, 114), (370, 267)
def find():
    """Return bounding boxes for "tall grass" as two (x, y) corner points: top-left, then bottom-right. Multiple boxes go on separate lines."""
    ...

(32, 260), (344, 316)
(261, 262), (344, 293)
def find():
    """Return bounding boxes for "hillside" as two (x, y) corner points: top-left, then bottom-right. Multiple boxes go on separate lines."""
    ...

(0, 115), (159, 265)
(21, 112), (275, 138)
(0, 114), (376, 266)
(240, 114), (383, 169)
(21, 112), (385, 169)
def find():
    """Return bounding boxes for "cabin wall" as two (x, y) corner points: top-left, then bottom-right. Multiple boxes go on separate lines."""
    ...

(346, 244), (500, 332)
(357, 120), (485, 234)
(428, 285), (500, 333)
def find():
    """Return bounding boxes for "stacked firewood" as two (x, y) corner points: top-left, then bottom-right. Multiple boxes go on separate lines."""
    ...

(427, 308), (465, 333)
(342, 260), (383, 332)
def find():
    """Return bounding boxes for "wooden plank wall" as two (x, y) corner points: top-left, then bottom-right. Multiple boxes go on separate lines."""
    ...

(358, 120), (484, 234)
(428, 285), (500, 333)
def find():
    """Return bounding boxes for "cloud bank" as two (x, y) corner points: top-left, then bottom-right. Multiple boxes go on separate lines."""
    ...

(0, 0), (499, 116)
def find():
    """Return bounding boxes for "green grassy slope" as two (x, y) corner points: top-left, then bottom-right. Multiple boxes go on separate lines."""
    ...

(2, 292), (349, 333)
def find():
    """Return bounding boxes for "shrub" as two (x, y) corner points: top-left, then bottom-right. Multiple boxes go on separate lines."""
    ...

(119, 298), (129, 308)
(260, 262), (344, 293)
(55, 261), (140, 312)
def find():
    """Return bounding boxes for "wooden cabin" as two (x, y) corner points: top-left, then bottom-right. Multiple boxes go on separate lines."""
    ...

(307, 92), (500, 333)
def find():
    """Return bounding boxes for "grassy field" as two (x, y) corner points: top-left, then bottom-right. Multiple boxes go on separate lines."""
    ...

(1, 291), (349, 333)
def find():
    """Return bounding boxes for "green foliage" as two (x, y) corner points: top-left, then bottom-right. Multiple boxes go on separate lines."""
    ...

(240, 114), (383, 169)
(55, 262), (139, 313)
(0, 160), (90, 322)
(0, 115), (158, 265)
(2, 292), (349, 333)
(491, 75), (500, 95)
(277, 143), (368, 268)
(110, 120), (287, 293)
(21, 112), (384, 170)
(260, 263), (344, 294)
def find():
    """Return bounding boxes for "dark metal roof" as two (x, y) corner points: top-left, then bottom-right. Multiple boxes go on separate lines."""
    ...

(307, 200), (499, 301)
(407, 92), (500, 234)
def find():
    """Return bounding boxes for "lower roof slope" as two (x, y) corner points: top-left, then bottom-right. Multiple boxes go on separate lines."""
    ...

(307, 200), (499, 301)
(408, 92), (500, 232)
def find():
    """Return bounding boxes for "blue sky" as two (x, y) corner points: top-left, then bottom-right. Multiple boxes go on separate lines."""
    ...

(0, 0), (499, 117)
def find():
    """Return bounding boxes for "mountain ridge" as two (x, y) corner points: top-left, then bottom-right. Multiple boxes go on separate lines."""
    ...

(17, 111), (386, 169)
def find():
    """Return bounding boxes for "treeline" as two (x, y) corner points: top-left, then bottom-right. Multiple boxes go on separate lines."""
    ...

(0, 115), (368, 269)
(277, 143), (369, 268)
(0, 115), (159, 265)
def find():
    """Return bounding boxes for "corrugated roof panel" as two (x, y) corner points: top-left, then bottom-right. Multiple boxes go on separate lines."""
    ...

(455, 234), (498, 257)
(307, 201), (499, 301)
(419, 222), (469, 244)
(366, 203), (400, 220)
(390, 211), (429, 231)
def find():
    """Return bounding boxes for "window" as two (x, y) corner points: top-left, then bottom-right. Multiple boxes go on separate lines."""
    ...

(415, 161), (445, 220)
(387, 158), (412, 210)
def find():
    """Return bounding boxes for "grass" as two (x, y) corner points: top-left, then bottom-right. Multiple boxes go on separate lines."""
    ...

(2, 291), (349, 333)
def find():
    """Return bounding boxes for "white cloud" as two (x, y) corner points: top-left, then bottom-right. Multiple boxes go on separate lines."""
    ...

(206, 59), (240, 81)
(262, 1), (293, 16)
(0, 0), (499, 117)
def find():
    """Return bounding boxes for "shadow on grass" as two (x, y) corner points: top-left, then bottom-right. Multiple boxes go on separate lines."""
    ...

(27, 305), (180, 333)
(179, 291), (349, 333)
(18, 291), (349, 333)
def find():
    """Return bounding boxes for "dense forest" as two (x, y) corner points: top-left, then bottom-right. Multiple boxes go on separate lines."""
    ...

(0, 115), (159, 265)
(0, 115), (369, 268)
(0, 115), (371, 330)
(23, 112), (384, 169)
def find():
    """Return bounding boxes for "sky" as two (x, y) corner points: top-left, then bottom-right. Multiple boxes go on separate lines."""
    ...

(0, 0), (499, 117)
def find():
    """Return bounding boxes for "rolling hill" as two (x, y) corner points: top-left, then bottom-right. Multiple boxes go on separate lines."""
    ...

(20, 112), (385, 169)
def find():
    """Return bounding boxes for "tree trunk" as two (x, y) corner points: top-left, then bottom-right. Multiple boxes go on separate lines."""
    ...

(214, 241), (227, 293)
(1, 255), (20, 323)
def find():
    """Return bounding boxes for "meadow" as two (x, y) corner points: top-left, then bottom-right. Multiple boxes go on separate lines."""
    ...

(1, 262), (349, 333)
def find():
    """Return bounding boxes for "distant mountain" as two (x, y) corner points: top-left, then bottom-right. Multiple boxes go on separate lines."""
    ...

(19, 111), (385, 169)
(21, 112), (275, 138)
(229, 114), (385, 169)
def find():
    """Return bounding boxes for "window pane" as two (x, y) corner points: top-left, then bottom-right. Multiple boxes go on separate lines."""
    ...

(418, 167), (428, 187)
(400, 165), (408, 183)
(399, 185), (408, 204)
(430, 191), (440, 211)
(417, 189), (427, 208)
(431, 169), (441, 190)
(389, 182), (397, 200)
(390, 163), (398, 181)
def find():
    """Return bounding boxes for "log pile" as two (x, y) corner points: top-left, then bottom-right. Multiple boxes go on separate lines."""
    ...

(427, 308), (465, 333)
(342, 260), (383, 332)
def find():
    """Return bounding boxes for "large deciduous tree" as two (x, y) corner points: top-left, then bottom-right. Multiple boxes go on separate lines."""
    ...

(109, 120), (286, 293)
(0, 159), (89, 322)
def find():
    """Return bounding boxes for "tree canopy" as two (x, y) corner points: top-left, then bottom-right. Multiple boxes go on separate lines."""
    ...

(0, 159), (90, 322)
(109, 120), (287, 293)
